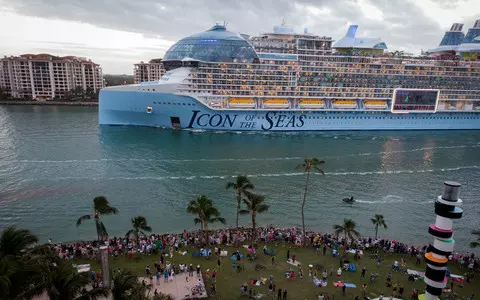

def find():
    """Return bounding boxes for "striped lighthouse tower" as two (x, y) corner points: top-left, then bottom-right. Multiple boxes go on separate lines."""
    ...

(423, 181), (463, 300)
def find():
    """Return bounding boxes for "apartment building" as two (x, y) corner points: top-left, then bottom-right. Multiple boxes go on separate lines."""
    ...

(0, 54), (104, 100)
(133, 58), (165, 84)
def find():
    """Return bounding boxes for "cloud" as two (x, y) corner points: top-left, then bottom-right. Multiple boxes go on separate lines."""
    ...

(1, 0), (479, 73)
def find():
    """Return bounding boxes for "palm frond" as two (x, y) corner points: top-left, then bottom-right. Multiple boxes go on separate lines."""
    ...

(256, 204), (270, 213)
(76, 287), (110, 300)
(314, 166), (325, 175)
(470, 241), (480, 248)
(370, 218), (377, 225)
(295, 163), (307, 170)
(239, 209), (250, 215)
(225, 182), (236, 190)
(76, 215), (91, 227)
(93, 196), (118, 215)
(211, 217), (226, 224)
(193, 218), (203, 225)
(0, 226), (39, 257)
(125, 229), (134, 237)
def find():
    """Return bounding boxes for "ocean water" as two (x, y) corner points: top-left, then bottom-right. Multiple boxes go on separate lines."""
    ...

(0, 105), (479, 250)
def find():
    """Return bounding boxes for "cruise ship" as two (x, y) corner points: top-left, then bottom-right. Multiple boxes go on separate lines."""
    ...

(99, 21), (480, 131)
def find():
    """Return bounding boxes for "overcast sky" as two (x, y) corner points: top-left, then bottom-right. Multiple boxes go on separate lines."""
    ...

(0, 0), (479, 74)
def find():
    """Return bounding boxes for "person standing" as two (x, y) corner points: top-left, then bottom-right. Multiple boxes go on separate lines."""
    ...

(287, 249), (290, 261)
(277, 287), (282, 300)
(342, 284), (346, 296)
(272, 256), (276, 265)
(283, 288), (288, 300)
(361, 266), (366, 278)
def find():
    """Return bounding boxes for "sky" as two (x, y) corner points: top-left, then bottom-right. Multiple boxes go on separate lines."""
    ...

(0, 0), (479, 74)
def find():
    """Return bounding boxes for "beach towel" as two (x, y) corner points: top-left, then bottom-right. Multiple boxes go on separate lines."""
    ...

(220, 250), (228, 257)
(349, 264), (356, 272)
(347, 249), (363, 255)
(230, 254), (244, 261)
(76, 264), (90, 273)
(178, 250), (187, 255)
(344, 283), (356, 288)
(407, 269), (425, 278)
(192, 252), (202, 257)
(286, 259), (301, 266)
(333, 281), (344, 287)
(451, 274), (465, 283)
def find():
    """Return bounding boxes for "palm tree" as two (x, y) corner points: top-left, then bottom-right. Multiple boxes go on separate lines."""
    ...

(0, 226), (38, 258)
(125, 216), (152, 246)
(371, 214), (388, 239)
(76, 196), (118, 241)
(112, 269), (172, 300)
(187, 195), (226, 243)
(226, 175), (255, 228)
(0, 226), (40, 300)
(296, 158), (325, 245)
(471, 230), (480, 248)
(334, 219), (361, 242)
(30, 263), (109, 300)
(111, 269), (141, 300)
(239, 191), (269, 243)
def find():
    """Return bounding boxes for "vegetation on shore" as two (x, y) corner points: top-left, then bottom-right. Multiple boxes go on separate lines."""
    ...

(296, 158), (325, 245)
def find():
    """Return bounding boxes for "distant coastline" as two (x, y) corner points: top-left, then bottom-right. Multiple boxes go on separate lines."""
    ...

(0, 101), (98, 106)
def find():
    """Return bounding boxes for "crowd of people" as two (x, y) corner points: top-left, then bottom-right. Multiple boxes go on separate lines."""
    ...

(49, 225), (479, 273)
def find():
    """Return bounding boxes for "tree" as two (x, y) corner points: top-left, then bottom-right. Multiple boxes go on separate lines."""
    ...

(0, 226), (38, 257)
(296, 158), (325, 245)
(371, 214), (388, 239)
(28, 263), (109, 300)
(112, 269), (172, 300)
(0, 226), (40, 300)
(125, 216), (152, 247)
(76, 196), (119, 241)
(471, 230), (480, 248)
(187, 195), (226, 243)
(226, 175), (254, 228)
(334, 219), (361, 242)
(239, 191), (269, 243)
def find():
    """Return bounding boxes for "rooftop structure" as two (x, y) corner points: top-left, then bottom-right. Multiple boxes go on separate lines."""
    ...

(333, 25), (387, 55)
(0, 54), (103, 100)
(163, 24), (259, 64)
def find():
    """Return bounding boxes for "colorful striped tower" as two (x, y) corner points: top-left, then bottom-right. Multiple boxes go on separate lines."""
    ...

(423, 181), (463, 300)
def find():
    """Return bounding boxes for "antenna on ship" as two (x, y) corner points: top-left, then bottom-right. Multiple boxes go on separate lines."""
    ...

(281, 18), (286, 26)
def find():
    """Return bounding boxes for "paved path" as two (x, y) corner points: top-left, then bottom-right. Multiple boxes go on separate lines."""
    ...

(140, 273), (208, 299)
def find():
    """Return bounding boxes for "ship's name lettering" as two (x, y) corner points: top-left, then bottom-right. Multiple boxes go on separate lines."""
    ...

(187, 110), (306, 130)
(262, 112), (306, 130)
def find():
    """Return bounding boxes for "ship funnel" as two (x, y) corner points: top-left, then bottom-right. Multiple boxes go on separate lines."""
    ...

(345, 25), (358, 38)
(450, 23), (463, 32)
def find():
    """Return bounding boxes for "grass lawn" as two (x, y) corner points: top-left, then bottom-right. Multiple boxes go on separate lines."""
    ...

(74, 244), (476, 299)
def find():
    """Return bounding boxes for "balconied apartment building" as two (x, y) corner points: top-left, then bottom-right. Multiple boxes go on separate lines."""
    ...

(0, 54), (104, 99)
(133, 58), (165, 84)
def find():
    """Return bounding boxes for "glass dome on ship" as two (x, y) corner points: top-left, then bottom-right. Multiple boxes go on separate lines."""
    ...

(163, 24), (259, 64)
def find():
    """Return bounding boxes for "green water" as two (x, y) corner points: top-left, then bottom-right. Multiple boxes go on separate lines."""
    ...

(0, 105), (479, 250)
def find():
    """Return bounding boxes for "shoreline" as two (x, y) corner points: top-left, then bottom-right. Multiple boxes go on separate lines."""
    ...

(0, 100), (98, 106)
(52, 225), (477, 256)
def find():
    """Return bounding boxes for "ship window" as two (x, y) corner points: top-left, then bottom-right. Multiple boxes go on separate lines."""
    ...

(153, 102), (156, 104)
(153, 89), (155, 91)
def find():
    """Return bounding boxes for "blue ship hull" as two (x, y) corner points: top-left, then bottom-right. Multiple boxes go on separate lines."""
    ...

(99, 90), (480, 131)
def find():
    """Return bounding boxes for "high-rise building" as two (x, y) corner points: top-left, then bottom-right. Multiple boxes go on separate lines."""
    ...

(133, 58), (165, 84)
(0, 54), (104, 100)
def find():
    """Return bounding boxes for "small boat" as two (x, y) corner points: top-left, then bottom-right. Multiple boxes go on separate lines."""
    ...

(343, 196), (355, 203)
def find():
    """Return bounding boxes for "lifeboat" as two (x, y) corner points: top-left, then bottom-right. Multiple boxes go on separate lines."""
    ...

(332, 100), (357, 109)
(229, 98), (255, 108)
(364, 100), (387, 110)
(264, 98), (289, 109)
(299, 99), (325, 109)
